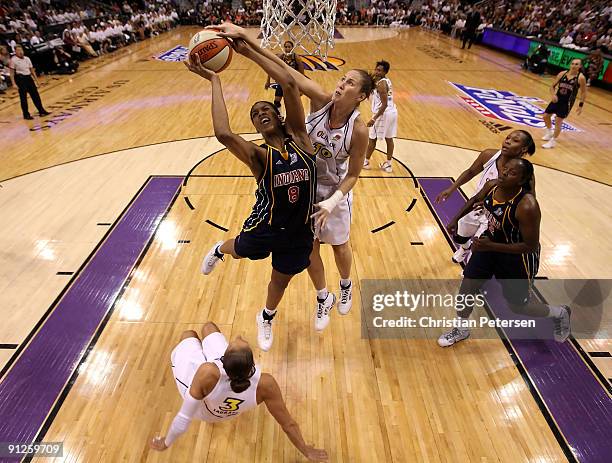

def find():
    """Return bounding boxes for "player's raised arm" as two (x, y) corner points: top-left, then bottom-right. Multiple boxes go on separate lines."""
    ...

(184, 55), (264, 178)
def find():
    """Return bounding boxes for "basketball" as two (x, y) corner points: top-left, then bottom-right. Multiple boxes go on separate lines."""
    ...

(188, 30), (233, 73)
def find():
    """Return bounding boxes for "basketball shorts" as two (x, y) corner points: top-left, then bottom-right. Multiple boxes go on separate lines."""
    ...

(368, 109), (398, 140)
(234, 223), (313, 275)
(544, 100), (572, 119)
(171, 332), (228, 398)
(315, 184), (353, 245)
(463, 250), (540, 305)
(457, 209), (488, 239)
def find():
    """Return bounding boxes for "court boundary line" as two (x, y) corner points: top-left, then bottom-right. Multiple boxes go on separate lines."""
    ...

(22, 176), (182, 462)
(3, 135), (610, 187)
(1, 144), (606, 461)
(0, 178), (153, 381)
(417, 176), (578, 462)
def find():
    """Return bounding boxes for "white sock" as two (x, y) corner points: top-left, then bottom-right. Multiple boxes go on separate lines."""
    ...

(546, 305), (563, 318)
(340, 279), (351, 288)
(460, 240), (471, 250)
(317, 288), (329, 300)
(263, 307), (277, 317)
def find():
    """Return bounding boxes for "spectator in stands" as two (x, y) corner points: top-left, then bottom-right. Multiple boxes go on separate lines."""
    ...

(586, 48), (604, 85)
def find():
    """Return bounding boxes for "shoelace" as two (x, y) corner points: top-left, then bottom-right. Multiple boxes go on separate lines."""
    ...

(316, 299), (329, 318)
(263, 320), (272, 338)
(340, 287), (350, 304)
(553, 317), (562, 335)
(445, 328), (460, 340)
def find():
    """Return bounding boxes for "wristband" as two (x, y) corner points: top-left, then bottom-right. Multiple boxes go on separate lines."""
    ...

(318, 190), (344, 213)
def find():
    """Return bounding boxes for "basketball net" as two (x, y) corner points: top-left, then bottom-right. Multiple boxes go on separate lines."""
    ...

(261, 0), (337, 59)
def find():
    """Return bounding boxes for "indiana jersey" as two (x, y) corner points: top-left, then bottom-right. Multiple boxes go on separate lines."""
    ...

(371, 77), (396, 113)
(242, 140), (316, 232)
(475, 150), (501, 193)
(306, 101), (360, 186)
(483, 186), (539, 278)
(196, 360), (262, 423)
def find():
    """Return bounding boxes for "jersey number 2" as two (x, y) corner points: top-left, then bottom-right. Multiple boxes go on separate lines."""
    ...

(288, 186), (299, 203)
(219, 398), (244, 412)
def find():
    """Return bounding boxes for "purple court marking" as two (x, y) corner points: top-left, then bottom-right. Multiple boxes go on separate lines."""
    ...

(0, 177), (182, 460)
(419, 177), (612, 463)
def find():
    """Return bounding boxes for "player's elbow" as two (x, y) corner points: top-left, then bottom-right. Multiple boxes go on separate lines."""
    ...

(215, 132), (235, 146)
(280, 74), (298, 92)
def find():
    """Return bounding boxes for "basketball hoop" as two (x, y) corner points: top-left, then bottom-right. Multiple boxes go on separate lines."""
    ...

(261, 0), (337, 59)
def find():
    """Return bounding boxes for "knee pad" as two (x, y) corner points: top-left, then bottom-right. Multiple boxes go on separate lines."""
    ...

(453, 234), (471, 245)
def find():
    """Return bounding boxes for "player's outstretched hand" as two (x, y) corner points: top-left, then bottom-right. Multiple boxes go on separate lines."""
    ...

(207, 22), (246, 40)
(311, 190), (343, 229)
(435, 187), (453, 203)
(446, 220), (458, 236)
(231, 37), (251, 56)
(149, 436), (168, 451)
(303, 445), (328, 461)
(184, 54), (217, 81)
(311, 205), (331, 230)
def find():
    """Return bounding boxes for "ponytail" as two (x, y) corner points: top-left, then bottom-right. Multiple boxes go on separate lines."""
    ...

(229, 377), (251, 394)
(222, 349), (256, 393)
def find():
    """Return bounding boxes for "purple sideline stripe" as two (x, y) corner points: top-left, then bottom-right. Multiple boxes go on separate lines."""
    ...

(419, 177), (612, 463)
(0, 177), (182, 460)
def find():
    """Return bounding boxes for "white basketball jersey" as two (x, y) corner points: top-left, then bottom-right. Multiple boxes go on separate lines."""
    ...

(475, 150), (501, 193)
(195, 360), (261, 423)
(306, 101), (360, 186)
(371, 77), (396, 113)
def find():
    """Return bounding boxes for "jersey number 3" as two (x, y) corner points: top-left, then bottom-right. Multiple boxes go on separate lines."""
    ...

(219, 398), (244, 412)
(288, 186), (299, 203)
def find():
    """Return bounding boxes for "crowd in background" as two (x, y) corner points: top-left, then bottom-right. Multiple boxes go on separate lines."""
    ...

(0, 1), (179, 92)
(2, 0), (610, 93)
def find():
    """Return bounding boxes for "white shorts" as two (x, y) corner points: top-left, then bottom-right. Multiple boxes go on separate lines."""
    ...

(315, 184), (353, 245)
(368, 109), (398, 140)
(457, 209), (488, 238)
(171, 332), (228, 397)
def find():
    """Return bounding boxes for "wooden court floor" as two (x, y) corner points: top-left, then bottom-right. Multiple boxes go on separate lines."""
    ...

(0, 27), (611, 462)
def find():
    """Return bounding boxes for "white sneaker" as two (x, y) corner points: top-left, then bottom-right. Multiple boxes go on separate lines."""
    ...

(201, 241), (224, 275)
(363, 159), (371, 170)
(314, 293), (336, 331)
(437, 328), (470, 347)
(553, 305), (571, 343)
(256, 311), (275, 351)
(542, 139), (557, 149)
(542, 129), (554, 141)
(380, 161), (392, 173)
(338, 281), (352, 315)
(452, 246), (470, 263)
